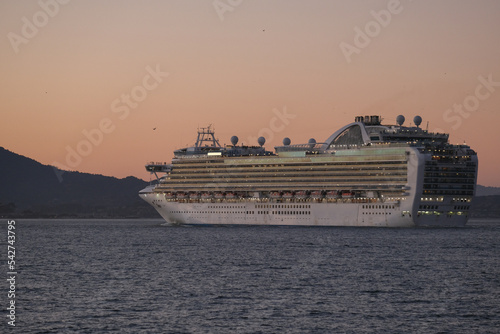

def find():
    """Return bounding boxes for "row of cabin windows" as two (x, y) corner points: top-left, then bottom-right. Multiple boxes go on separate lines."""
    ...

(168, 210), (311, 215)
(362, 204), (395, 209)
(256, 204), (311, 209)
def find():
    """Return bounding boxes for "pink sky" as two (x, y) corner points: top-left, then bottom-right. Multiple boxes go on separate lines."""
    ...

(1, 0), (500, 186)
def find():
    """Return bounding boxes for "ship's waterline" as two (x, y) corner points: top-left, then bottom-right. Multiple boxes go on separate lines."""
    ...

(140, 115), (477, 227)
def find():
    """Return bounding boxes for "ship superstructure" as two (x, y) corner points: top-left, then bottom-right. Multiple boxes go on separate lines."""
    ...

(140, 116), (478, 227)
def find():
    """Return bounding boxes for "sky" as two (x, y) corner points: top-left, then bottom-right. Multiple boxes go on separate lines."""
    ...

(1, 0), (500, 186)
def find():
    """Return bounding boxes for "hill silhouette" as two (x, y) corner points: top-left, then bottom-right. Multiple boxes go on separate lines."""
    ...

(0, 147), (157, 218)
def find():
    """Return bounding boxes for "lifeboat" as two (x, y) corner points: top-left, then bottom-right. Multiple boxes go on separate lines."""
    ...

(295, 191), (307, 199)
(270, 192), (282, 199)
(310, 191), (323, 199)
(282, 192), (294, 199)
(342, 191), (354, 198)
(225, 192), (236, 199)
(326, 191), (339, 199)
(214, 192), (225, 199)
(164, 192), (175, 199)
(176, 192), (187, 199)
(201, 192), (212, 200)
(189, 192), (200, 199)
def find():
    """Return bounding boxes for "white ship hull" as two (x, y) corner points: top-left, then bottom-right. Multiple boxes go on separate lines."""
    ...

(140, 187), (468, 227)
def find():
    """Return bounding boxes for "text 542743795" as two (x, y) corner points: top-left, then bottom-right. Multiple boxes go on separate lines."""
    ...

(7, 220), (16, 327)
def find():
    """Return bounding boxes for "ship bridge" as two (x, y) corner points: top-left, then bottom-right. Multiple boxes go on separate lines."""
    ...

(322, 115), (449, 149)
(275, 115), (450, 155)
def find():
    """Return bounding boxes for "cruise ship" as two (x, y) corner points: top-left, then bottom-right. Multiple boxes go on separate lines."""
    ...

(140, 115), (478, 227)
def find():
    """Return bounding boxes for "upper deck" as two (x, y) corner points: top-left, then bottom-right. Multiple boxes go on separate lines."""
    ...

(145, 114), (477, 176)
(169, 115), (467, 160)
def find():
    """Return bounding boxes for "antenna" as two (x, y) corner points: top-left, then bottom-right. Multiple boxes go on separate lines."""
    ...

(194, 124), (221, 148)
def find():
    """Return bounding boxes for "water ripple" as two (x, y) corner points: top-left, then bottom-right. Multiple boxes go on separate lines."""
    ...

(6, 219), (500, 333)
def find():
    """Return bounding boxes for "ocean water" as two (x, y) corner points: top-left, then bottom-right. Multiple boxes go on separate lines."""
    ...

(3, 219), (500, 333)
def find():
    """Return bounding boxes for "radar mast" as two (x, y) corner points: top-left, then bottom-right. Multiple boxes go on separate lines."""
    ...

(195, 124), (221, 148)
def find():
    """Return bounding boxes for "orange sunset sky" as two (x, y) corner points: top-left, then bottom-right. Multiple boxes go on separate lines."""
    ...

(1, 0), (500, 186)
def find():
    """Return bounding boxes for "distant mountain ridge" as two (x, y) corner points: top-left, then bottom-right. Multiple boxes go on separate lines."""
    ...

(0, 147), (498, 218)
(0, 147), (157, 218)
